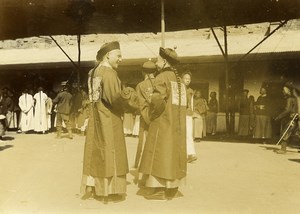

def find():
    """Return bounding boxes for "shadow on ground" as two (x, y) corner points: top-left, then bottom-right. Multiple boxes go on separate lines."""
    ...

(0, 144), (14, 151)
(289, 159), (300, 164)
(2, 136), (15, 141)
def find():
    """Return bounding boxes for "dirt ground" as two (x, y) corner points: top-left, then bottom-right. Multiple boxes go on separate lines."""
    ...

(0, 131), (300, 214)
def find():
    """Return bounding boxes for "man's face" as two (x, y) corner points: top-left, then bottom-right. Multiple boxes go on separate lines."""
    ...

(283, 86), (290, 95)
(260, 88), (266, 95)
(195, 91), (201, 98)
(155, 56), (166, 71)
(107, 49), (122, 69)
(243, 91), (248, 97)
(182, 74), (191, 86)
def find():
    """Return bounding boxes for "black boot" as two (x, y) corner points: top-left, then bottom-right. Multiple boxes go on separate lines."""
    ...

(165, 188), (183, 200)
(144, 188), (166, 200)
(276, 140), (287, 154)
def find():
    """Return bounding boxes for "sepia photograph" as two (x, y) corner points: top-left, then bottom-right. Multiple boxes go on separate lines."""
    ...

(0, 0), (300, 213)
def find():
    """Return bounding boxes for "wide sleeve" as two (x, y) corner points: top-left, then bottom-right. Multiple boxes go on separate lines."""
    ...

(136, 83), (151, 125)
(102, 70), (122, 107)
(149, 74), (167, 120)
(18, 96), (24, 111)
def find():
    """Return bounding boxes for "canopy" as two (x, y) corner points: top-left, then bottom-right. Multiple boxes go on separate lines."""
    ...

(1, 0), (300, 40)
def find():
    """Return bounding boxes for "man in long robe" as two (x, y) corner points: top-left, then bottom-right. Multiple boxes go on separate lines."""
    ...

(253, 87), (272, 142)
(138, 47), (187, 200)
(182, 71), (197, 163)
(207, 91), (218, 135)
(2, 87), (17, 129)
(193, 90), (208, 141)
(134, 60), (156, 169)
(0, 91), (8, 140)
(33, 87), (48, 133)
(238, 89), (254, 137)
(81, 41), (128, 203)
(18, 89), (34, 133)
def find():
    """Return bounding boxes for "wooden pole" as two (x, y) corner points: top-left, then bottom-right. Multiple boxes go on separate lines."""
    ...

(161, 0), (165, 48)
(224, 26), (231, 133)
(77, 34), (81, 85)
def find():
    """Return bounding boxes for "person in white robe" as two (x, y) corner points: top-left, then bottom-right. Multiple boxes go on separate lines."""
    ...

(182, 71), (197, 163)
(18, 89), (35, 133)
(33, 87), (48, 133)
(46, 96), (53, 131)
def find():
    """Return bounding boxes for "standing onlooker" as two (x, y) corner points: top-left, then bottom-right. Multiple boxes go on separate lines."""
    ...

(76, 87), (89, 136)
(134, 60), (156, 168)
(0, 91), (8, 140)
(182, 71), (197, 163)
(123, 112), (134, 136)
(193, 90), (208, 141)
(253, 87), (272, 142)
(238, 89), (254, 137)
(81, 41), (128, 203)
(45, 95), (53, 132)
(2, 87), (17, 130)
(274, 83), (298, 154)
(206, 91), (218, 136)
(132, 113), (140, 137)
(52, 81), (73, 139)
(33, 87), (48, 133)
(18, 89), (35, 133)
(138, 47), (187, 200)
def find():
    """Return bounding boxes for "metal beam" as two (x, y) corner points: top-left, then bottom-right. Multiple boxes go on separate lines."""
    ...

(235, 20), (288, 64)
(49, 35), (80, 72)
(210, 27), (225, 57)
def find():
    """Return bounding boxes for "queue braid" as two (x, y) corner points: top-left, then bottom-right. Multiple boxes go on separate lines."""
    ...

(172, 67), (182, 133)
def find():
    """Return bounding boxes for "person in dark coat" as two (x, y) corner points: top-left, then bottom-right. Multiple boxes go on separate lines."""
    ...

(238, 89), (254, 137)
(274, 83), (298, 154)
(207, 91), (218, 136)
(52, 81), (73, 139)
(81, 41), (129, 203)
(253, 87), (272, 142)
(134, 60), (156, 169)
(138, 47), (187, 200)
(0, 91), (8, 141)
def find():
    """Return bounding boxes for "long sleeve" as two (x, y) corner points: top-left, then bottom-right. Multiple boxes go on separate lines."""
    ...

(276, 97), (297, 120)
(149, 74), (168, 120)
(136, 82), (151, 125)
(102, 69), (122, 107)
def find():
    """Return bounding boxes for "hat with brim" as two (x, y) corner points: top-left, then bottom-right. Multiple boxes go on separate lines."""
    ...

(159, 47), (179, 66)
(142, 60), (156, 74)
(96, 41), (120, 61)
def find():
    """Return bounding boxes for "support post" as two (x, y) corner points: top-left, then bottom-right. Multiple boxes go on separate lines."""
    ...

(161, 0), (165, 48)
(77, 34), (81, 85)
(224, 26), (231, 134)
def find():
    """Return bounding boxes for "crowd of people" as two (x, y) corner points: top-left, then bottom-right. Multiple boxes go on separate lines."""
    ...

(0, 82), (90, 140)
(236, 84), (299, 154)
(0, 40), (299, 203)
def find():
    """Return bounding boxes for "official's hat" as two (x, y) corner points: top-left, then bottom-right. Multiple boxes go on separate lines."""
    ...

(181, 71), (192, 78)
(159, 47), (179, 65)
(96, 41), (120, 61)
(142, 60), (156, 74)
